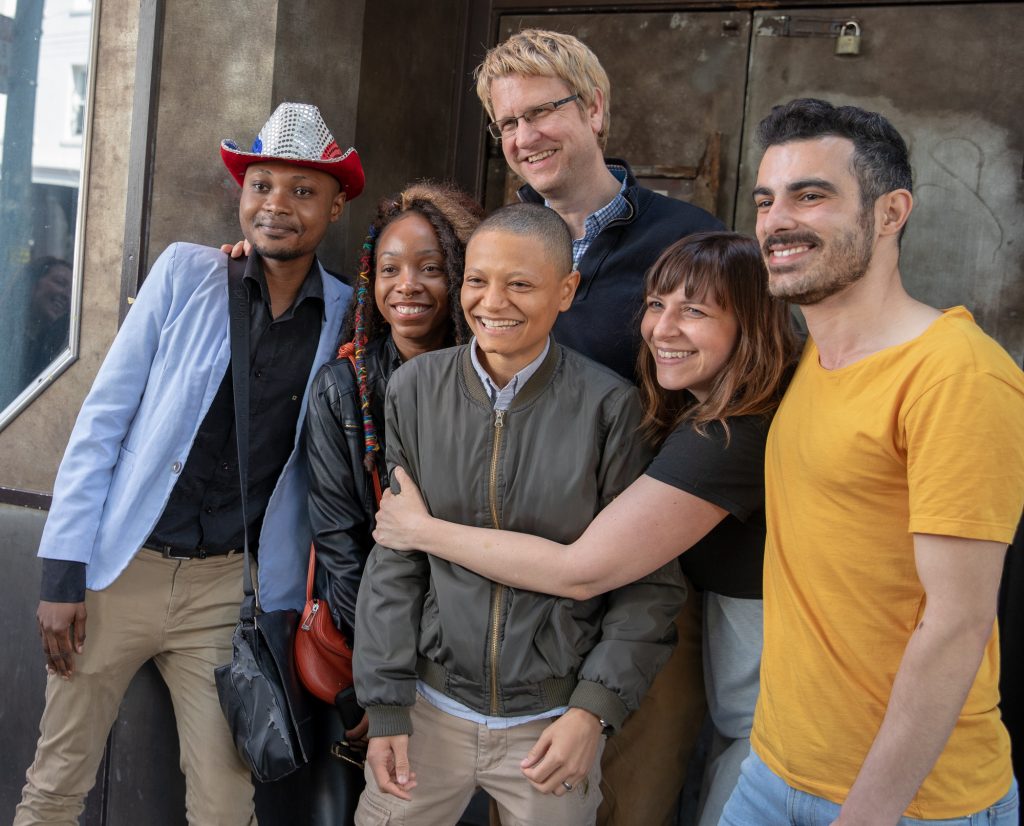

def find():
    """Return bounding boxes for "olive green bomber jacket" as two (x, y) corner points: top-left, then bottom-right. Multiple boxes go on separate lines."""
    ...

(354, 341), (687, 738)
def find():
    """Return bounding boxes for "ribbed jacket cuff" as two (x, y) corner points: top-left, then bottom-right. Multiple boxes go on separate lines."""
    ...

(366, 704), (414, 738)
(568, 680), (629, 734)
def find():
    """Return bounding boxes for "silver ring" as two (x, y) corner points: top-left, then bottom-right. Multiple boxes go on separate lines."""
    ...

(562, 781), (574, 791)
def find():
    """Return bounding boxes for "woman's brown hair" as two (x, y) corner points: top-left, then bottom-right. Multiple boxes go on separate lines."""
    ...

(637, 230), (801, 443)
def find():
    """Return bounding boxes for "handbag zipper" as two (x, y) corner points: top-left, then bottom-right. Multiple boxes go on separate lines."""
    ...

(301, 601), (318, 631)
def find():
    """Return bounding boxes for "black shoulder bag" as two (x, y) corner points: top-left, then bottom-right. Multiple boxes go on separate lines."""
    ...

(214, 255), (314, 782)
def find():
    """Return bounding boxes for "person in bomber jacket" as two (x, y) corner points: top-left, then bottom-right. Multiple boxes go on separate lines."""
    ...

(352, 204), (685, 826)
(474, 30), (723, 824)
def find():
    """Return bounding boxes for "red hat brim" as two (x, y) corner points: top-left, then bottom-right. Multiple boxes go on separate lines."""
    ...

(220, 143), (365, 201)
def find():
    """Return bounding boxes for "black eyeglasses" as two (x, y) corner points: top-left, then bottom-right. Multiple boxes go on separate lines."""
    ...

(487, 94), (580, 140)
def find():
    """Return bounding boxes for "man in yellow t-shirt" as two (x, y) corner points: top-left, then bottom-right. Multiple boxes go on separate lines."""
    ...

(722, 98), (1024, 825)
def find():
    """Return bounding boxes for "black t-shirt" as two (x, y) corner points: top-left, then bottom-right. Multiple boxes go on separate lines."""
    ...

(644, 414), (769, 598)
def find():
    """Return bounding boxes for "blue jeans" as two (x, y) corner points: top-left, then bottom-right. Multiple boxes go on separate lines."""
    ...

(720, 751), (1019, 826)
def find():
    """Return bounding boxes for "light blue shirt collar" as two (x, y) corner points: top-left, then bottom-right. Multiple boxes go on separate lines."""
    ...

(469, 337), (551, 411)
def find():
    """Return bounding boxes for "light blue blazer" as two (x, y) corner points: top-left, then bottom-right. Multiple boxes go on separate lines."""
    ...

(37, 242), (351, 611)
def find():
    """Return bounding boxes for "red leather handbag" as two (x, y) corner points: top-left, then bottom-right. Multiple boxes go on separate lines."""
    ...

(294, 544), (355, 704)
(293, 341), (382, 705)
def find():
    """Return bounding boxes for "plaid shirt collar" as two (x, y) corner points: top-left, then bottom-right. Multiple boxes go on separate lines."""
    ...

(546, 164), (630, 269)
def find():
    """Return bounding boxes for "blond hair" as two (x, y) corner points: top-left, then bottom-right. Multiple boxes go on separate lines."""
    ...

(474, 28), (611, 150)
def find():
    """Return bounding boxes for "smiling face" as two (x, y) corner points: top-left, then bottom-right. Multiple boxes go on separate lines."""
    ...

(489, 73), (605, 201)
(641, 286), (739, 402)
(753, 137), (876, 305)
(461, 228), (579, 386)
(31, 263), (72, 324)
(239, 161), (345, 263)
(374, 212), (451, 360)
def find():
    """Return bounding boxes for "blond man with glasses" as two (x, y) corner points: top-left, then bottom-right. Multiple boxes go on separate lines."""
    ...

(474, 28), (723, 826)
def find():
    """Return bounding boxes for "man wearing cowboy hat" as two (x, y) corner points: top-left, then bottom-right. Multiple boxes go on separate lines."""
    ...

(15, 102), (362, 826)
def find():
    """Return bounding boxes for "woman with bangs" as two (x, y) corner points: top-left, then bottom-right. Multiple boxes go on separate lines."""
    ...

(372, 230), (800, 825)
(303, 181), (482, 824)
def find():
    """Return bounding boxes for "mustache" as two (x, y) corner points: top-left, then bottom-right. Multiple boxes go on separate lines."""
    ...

(255, 222), (298, 232)
(761, 231), (821, 255)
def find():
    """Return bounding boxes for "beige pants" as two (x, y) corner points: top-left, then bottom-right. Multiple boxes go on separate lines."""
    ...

(14, 549), (256, 826)
(597, 586), (706, 826)
(356, 694), (604, 826)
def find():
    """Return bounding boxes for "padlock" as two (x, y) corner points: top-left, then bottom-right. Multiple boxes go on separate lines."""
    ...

(835, 21), (861, 56)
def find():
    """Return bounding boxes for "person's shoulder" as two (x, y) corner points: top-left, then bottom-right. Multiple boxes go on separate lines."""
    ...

(158, 241), (227, 269)
(559, 345), (632, 387)
(666, 412), (770, 453)
(318, 263), (353, 303)
(130, 244), (226, 311)
(557, 346), (637, 405)
(911, 307), (1022, 386)
(408, 344), (463, 372)
(146, 242), (227, 284)
(312, 355), (357, 398)
(628, 185), (724, 234)
(389, 345), (464, 390)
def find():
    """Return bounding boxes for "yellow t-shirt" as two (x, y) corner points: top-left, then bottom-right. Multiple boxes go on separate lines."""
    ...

(753, 307), (1024, 818)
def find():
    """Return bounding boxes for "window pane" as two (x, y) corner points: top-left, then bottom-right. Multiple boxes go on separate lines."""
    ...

(0, 0), (91, 417)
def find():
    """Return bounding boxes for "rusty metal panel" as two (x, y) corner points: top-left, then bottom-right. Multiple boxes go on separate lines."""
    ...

(737, 4), (1024, 362)
(485, 11), (751, 222)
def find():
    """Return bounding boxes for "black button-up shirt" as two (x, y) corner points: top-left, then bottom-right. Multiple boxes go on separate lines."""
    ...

(42, 255), (325, 602)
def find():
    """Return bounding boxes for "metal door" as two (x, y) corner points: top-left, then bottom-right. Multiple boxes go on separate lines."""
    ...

(736, 5), (1024, 361)
(485, 11), (752, 223)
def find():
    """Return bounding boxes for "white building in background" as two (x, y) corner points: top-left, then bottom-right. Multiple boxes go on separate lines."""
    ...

(0, 0), (93, 412)
(32, 0), (90, 188)
(0, 0), (90, 257)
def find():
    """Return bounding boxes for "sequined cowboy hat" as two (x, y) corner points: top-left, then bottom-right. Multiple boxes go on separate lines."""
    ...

(220, 102), (365, 200)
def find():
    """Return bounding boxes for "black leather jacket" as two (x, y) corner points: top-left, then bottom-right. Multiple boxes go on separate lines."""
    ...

(305, 335), (400, 643)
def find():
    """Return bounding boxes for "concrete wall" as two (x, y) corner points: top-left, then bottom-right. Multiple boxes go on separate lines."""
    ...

(144, 0), (367, 276)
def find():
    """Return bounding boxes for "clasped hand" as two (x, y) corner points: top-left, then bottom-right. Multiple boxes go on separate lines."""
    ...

(372, 467), (429, 551)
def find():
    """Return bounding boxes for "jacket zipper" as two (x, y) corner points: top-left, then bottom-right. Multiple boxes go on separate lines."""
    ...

(487, 408), (505, 714)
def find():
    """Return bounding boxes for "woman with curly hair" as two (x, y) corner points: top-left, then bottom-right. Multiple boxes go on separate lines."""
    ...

(303, 181), (482, 823)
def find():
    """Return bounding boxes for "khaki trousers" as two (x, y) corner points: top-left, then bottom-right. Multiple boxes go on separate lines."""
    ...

(597, 586), (706, 826)
(14, 549), (256, 826)
(356, 694), (604, 826)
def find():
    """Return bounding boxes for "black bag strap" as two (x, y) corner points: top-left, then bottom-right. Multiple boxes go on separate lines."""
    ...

(227, 255), (257, 619)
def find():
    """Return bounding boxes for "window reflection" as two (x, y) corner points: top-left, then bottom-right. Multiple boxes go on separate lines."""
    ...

(23, 255), (72, 373)
(69, 64), (86, 136)
(0, 0), (91, 416)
